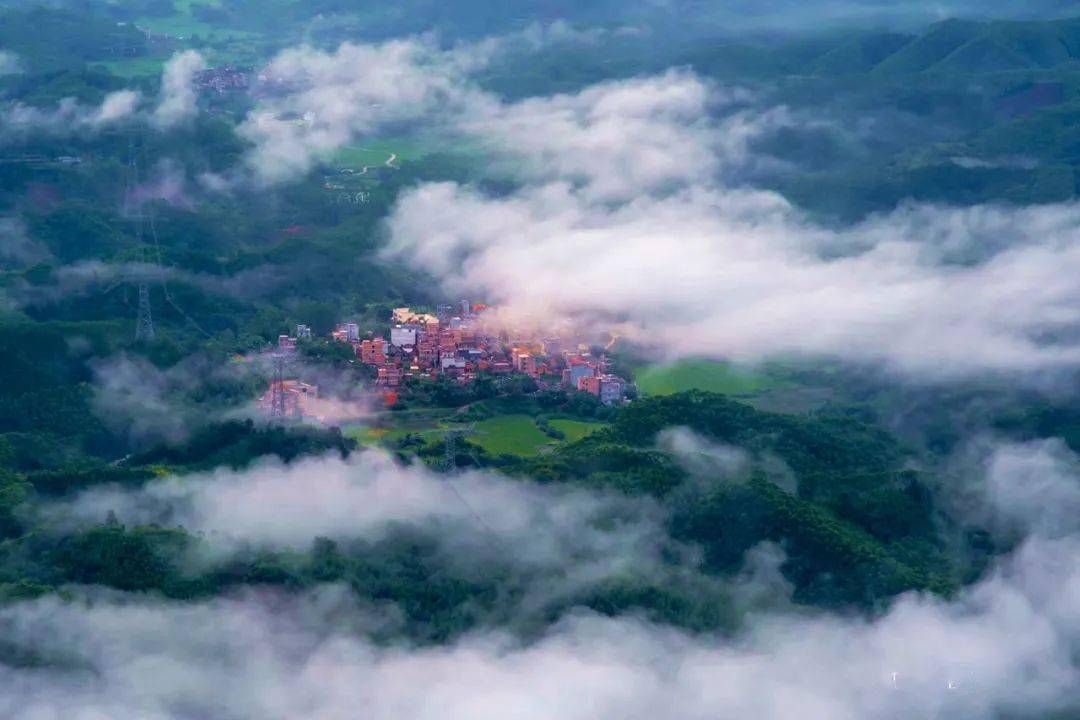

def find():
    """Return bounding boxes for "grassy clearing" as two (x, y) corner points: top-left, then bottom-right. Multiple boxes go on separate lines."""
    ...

(175, 0), (221, 11)
(748, 386), (835, 415)
(348, 410), (602, 457)
(549, 418), (607, 443)
(331, 141), (429, 169)
(343, 426), (382, 446)
(470, 414), (552, 457)
(97, 58), (166, 78)
(344, 407), (454, 446)
(636, 360), (780, 397)
(345, 424), (449, 447)
(135, 13), (260, 41)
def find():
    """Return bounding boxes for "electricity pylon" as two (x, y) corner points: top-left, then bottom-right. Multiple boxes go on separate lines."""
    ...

(269, 353), (287, 419)
(443, 424), (478, 471)
(135, 281), (155, 341)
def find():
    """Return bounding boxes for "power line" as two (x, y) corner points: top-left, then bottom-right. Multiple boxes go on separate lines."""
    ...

(442, 475), (497, 537)
(440, 424), (498, 537)
(112, 131), (213, 340)
(147, 209), (214, 339)
(127, 133), (155, 342)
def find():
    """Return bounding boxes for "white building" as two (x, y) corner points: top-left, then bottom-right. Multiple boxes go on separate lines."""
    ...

(344, 323), (360, 342)
(390, 325), (418, 348)
(440, 356), (467, 370)
(568, 362), (596, 390)
(599, 376), (624, 405)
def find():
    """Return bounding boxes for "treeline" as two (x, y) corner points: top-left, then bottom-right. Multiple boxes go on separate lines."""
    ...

(0, 518), (741, 644)
(513, 392), (962, 608)
(0, 390), (1003, 640)
(0, 6), (147, 72)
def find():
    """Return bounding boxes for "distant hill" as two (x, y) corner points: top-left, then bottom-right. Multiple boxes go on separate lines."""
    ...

(810, 32), (914, 75)
(866, 17), (1080, 75)
(871, 18), (985, 73)
(683, 15), (1080, 81)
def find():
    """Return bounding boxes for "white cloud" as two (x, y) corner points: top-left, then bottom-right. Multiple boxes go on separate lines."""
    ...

(0, 534), (1076, 720)
(0, 48), (204, 140)
(152, 50), (208, 130)
(233, 23), (647, 185)
(0, 216), (50, 266)
(94, 90), (141, 125)
(239, 39), (490, 184)
(986, 441), (1080, 537)
(511, 20), (612, 50)
(461, 70), (731, 201)
(657, 426), (750, 479)
(382, 72), (1080, 377)
(0, 90), (141, 140)
(11, 402), (1080, 720)
(89, 354), (195, 446)
(0, 50), (22, 76)
(50, 449), (672, 580)
(959, 439), (1080, 541)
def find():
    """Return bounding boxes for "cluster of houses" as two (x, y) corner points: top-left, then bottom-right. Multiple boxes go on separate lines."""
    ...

(194, 65), (250, 94)
(275, 301), (630, 406)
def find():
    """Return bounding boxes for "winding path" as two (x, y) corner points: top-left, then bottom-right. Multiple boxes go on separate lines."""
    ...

(355, 149), (399, 175)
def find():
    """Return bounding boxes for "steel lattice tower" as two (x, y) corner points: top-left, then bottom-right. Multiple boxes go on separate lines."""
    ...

(270, 353), (286, 418)
(444, 430), (460, 470)
(135, 282), (155, 341)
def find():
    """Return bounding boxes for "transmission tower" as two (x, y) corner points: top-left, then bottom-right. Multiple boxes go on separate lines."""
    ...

(135, 282), (155, 341)
(444, 430), (459, 471)
(442, 423), (478, 471)
(269, 353), (286, 419)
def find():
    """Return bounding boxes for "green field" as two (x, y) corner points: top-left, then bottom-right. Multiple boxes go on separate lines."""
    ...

(470, 414), (552, 456)
(635, 360), (779, 396)
(135, 13), (260, 41)
(344, 425), (434, 447)
(343, 408), (454, 446)
(331, 141), (429, 170)
(97, 58), (167, 78)
(174, 0), (221, 11)
(549, 418), (607, 442)
(345, 411), (607, 457)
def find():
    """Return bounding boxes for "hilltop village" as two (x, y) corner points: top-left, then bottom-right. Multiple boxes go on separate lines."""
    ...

(262, 302), (631, 420)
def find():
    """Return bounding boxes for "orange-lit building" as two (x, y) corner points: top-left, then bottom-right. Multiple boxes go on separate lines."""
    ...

(359, 338), (388, 365)
(417, 335), (438, 366)
(578, 374), (625, 405)
(565, 358), (597, 389)
(519, 354), (538, 377)
(579, 376), (602, 396)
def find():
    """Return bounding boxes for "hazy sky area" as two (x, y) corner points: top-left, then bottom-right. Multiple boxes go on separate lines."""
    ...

(677, 0), (1080, 32)
(3, 1), (1080, 718)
